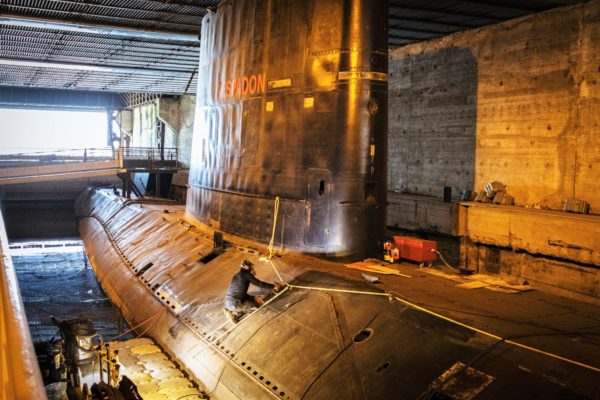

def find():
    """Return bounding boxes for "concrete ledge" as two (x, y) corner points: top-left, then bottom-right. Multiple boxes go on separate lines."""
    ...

(459, 202), (600, 266)
(387, 192), (458, 235)
(462, 239), (600, 306)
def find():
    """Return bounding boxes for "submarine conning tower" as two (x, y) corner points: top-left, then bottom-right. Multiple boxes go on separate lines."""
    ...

(185, 0), (389, 258)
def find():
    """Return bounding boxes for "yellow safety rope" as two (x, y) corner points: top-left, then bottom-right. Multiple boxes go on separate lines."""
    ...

(268, 196), (280, 259)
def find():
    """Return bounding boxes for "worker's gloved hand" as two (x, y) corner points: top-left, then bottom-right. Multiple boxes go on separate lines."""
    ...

(273, 283), (282, 293)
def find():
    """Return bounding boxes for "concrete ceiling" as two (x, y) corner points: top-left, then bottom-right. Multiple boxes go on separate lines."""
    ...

(0, 0), (587, 96)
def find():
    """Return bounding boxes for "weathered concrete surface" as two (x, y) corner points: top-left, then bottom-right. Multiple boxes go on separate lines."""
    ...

(462, 238), (600, 305)
(177, 95), (196, 168)
(131, 96), (195, 168)
(132, 101), (159, 148)
(389, 2), (600, 212)
(120, 109), (133, 145)
(158, 97), (182, 133)
(389, 3), (600, 301)
(130, 96), (195, 200)
(388, 48), (476, 200)
(459, 202), (600, 303)
(459, 202), (600, 265)
(387, 192), (458, 235)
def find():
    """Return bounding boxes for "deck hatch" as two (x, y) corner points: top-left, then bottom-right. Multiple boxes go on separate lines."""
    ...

(427, 362), (495, 400)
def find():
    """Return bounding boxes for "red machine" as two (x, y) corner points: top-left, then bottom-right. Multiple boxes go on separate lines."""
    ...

(393, 236), (437, 263)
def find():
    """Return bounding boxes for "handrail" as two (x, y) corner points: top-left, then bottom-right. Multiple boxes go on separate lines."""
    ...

(0, 211), (46, 399)
(0, 146), (178, 166)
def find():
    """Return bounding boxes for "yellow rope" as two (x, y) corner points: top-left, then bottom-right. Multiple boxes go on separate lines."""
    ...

(287, 284), (388, 297)
(268, 259), (286, 285)
(267, 196), (280, 259)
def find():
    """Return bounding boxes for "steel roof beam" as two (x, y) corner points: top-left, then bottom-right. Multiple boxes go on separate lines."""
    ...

(0, 41), (199, 62)
(0, 58), (193, 77)
(114, 0), (218, 9)
(388, 24), (458, 36)
(0, 28), (200, 51)
(0, 87), (126, 110)
(389, 28), (440, 40)
(0, 15), (199, 41)
(434, 0), (535, 14)
(388, 16), (476, 32)
(41, 0), (204, 21)
(388, 37), (415, 46)
(390, 1), (531, 18)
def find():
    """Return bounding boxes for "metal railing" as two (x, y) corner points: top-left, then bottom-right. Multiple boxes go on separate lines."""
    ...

(0, 147), (181, 185)
(121, 146), (178, 161)
(0, 211), (46, 399)
(0, 146), (179, 167)
(0, 147), (114, 168)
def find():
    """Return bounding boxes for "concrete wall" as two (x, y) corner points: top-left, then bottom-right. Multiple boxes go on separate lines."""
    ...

(129, 95), (195, 201)
(132, 102), (158, 148)
(389, 2), (600, 212)
(388, 2), (600, 303)
(177, 95), (196, 168)
(131, 95), (196, 168)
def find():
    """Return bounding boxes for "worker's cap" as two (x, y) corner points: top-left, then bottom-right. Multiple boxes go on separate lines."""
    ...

(241, 260), (254, 270)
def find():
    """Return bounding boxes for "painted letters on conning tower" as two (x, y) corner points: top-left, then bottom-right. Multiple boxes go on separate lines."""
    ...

(223, 74), (266, 98)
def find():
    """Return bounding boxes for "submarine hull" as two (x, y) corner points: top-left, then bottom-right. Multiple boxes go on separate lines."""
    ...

(77, 0), (600, 398)
(77, 190), (600, 399)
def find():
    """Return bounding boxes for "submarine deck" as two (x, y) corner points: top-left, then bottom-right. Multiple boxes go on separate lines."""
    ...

(147, 203), (600, 369)
(78, 193), (600, 398)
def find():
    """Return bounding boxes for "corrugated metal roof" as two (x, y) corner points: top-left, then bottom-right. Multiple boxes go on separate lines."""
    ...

(2, 0), (215, 32)
(0, 0), (587, 96)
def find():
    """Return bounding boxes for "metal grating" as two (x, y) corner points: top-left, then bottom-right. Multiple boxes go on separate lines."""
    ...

(0, 65), (198, 93)
(1, 26), (199, 70)
(0, 0), (588, 96)
(1, 0), (218, 33)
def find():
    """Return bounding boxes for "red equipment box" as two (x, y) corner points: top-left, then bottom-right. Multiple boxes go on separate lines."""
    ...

(393, 236), (437, 263)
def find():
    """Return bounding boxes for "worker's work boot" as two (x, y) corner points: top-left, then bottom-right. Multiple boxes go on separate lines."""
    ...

(223, 308), (239, 324)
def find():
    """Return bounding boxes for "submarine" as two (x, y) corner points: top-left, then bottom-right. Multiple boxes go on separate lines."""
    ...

(76, 0), (600, 398)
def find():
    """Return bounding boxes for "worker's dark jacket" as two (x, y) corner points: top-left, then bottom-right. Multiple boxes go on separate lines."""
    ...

(225, 269), (274, 303)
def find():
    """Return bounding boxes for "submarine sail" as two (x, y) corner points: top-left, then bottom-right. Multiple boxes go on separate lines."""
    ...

(186, 0), (388, 258)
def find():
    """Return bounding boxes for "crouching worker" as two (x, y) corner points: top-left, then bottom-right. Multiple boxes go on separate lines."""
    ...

(224, 260), (281, 323)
